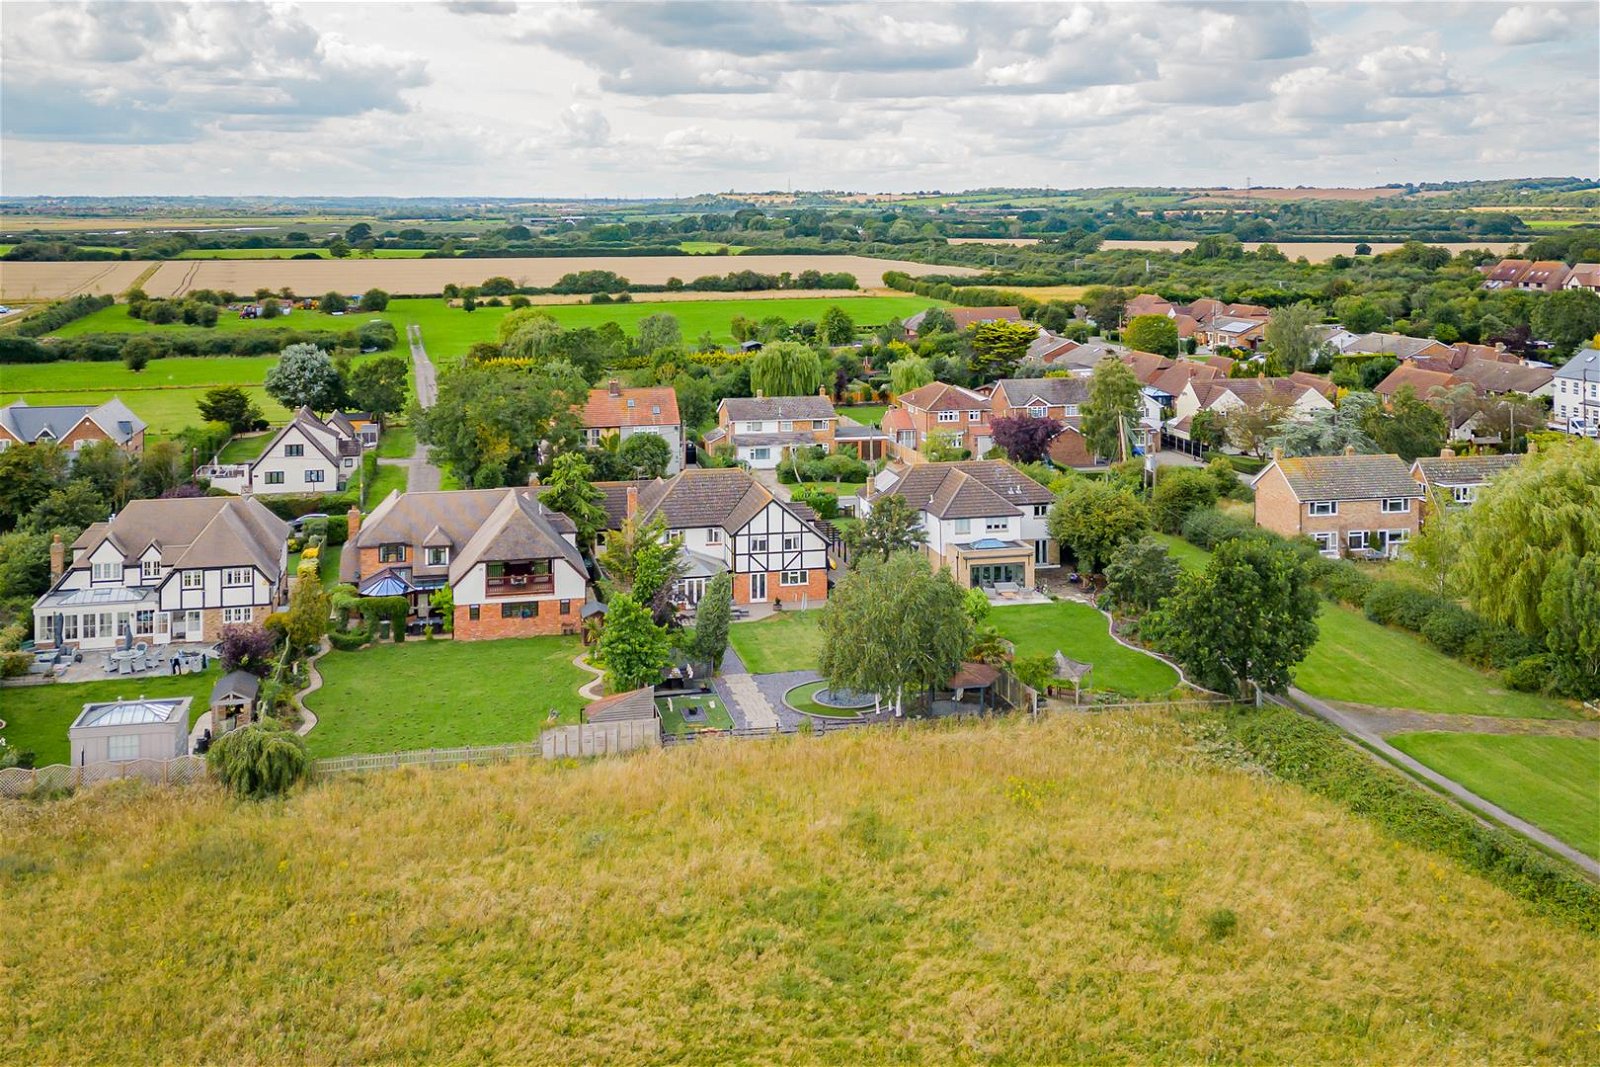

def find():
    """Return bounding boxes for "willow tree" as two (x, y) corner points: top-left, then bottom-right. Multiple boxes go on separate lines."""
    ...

(750, 340), (825, 397)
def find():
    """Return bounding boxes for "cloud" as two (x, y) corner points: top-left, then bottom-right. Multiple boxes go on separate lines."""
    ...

(447, 1), (518, 13)
(1491, 5), (1568, 45)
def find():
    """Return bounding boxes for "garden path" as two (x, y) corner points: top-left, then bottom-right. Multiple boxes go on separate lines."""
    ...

(397, 323), (442, 493)
(710, 646), (782, 730)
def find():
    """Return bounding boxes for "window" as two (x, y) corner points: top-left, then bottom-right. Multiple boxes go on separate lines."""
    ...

(1033, 505), (1049, 518)
(705, 528), (722, 545)
(937, 411), (959, 423)
(182, 571), (203, 590)
(304, 469), (325, 484)
(750, 536), (768, 552)
(469, 605), (480, 621)
(743, 421), (764, 433)
(1308, 501), (1338, 516)
(779, 420), (793, 432)
(82, 614), (98, 639)
(751, 447), (770, 461)
(501, 602), (539, 619)
(985, 518), (1009, 533)
(62, 615), (79, 641)
(92, 561), (121, 582)
(781, 570), (808, 586)
(426, 546), (449, 567)
(1347, 530), (1369, 550)
(379, 544), (407, 563)
(782, 534), (799, 551)
(954, 518), (972, 534)
(284, 443), (304, 457)
(1028, 405), (1048, 419)
(1062, 405), (1080, 417)
(968, 410), (982, 421)
(264, 471), (285, 485)
(222, 607), (252, 624)
(1313, 532), (1336, 551)
(1381, 497), (1411, 514)
(1035, 539), (1050, 565)
(135, 610), (155, 636)
(108, 736), (139, 762)
(141, 560), (162, 581)
(560, 599), (571, 615)
(223, 568), (251, 587)
(1451, 485), (1476, 505)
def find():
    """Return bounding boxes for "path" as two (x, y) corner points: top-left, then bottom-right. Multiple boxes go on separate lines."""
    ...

(1325, 703), (1600, 739)
(398, 323), (442, 493)
(573, 653), (604, 701)
(1282, 688), (1599, 878)
(291, 636), (332, 736)
(709, 645), (781, 730)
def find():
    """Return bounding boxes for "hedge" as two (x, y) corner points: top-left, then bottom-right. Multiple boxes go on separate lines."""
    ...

(1, 321), (395, 365)
(12, 294), (114, 337)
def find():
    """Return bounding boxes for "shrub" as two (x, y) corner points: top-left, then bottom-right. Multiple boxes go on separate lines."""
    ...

(1150, 468), (1219, 534)
(1362, 583), (1444, 632)
(1420, 606), (1483, 657)
(218, 623), (277, 676)
(1179, 507), (1256, 550)
(206, 720), (309, 799)
(1310, 558), (1374, 607)
(1463, 625), (1543, 670)
(1503, 654), (1551, 693)
(323, 515), (349, 545)
(1, 651), (33, 679)
(327, 626), (371, 652)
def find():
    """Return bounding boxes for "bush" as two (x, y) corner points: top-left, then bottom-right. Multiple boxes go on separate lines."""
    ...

(323, 515), (349, 545)
(1463, 624), (1543, 670)
(1308, 558), (1374, 607)
(1179, 507), (1257, 550)
(1362, 583), (1444, 632)
(206, 720), (309, 799)
(1150, 468), (1219, 534)
(1503, 654), (1551, 693)
(0, 651), (33, 679)
(327, 626), (371, 652)
(1420, 605), (1484, 657)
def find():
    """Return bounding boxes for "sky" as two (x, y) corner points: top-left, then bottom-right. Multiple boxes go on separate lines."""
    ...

(2, 1), (1596, 198)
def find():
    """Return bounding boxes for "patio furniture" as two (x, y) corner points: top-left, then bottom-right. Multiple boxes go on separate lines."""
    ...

(995, 581), (1020, 599)
(104, 653), (118, 674)
(118, 656), (132, 676)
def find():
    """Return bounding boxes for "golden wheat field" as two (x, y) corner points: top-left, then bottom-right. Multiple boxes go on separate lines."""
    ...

(2, 712), (1594, 1065)
(0, 260), (155, 302)
(1098, 239), (1524, 261)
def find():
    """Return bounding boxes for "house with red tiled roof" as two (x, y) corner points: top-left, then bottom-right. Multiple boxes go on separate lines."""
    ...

(1170, 377), (1334, 443)
(1517, 261), (1571, 292)
(582, 379), (683, 474)
(1482, 259), (1532, 289)
(1562, 263), (1600, 293)
(881, 381), (993, 457)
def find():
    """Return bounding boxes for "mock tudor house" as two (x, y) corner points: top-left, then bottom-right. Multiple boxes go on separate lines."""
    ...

(33, 497), (289, 650)
(1252, 449), (1423, 558)
(703, 392), (886, 465)
(1410, 449), (1522, 510)
(595, 468), (830, 608)
(881, 381), (993, 457)
(583, 380), (683, 474)
(341, 488), (589, 640)
(200, 407), (364, 496)
(862, 460), (1057, 586)
(1550, 348), (1600, 437)
(0, 398), (145, 455)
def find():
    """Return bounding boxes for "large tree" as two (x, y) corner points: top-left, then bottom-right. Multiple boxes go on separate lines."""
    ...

(635, 313), (683, 356)
(618, 432), (673, 479)
(198, 385), (264, 434)
(1399, 494), (1466, 598)
(598, 591), (669, 693)
(412, 361), (588, 488)
(819, 305), (855, 346)
(1264, 302), (1321, 373)
(1222, 394), (1295, 458)
(691, 571), (733, 671)
(1124, 314), (1180, 357)
(817, 552), (973, 716)
(1539, 554), (1600, 699)
(848, 493), (929, 563)
(750, 340), (825, 397)
(1270, 394), (1378, 456)
(1149, 467), (1219, 533)
(264, 343), (345, 413)
(599, 512), (685, 623)
(542, 452), (607, 549)
(1334, 295), (1385, 334)
(889, 354), (934, 395)
(1047, 478), (1151, 573)
(1531, 288), (1600, 359)
(0, 443), (70, 532)
(346, 355), (409, 419)
(1362, 385), (1445, 462)
(989, 414), (1062, 464)
(1080, 357), (1142, 461)
(969, 320), (1038, 381)
(1149, 537), (1320, 698)
(1104, 535), (1181, 614)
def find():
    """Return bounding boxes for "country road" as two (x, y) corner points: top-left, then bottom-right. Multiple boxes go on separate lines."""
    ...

(377, 323), (442, 494)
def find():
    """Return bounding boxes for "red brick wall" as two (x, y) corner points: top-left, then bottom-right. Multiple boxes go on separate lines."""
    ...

(732, 568), (829, 606)
(453, 599), (578, 640)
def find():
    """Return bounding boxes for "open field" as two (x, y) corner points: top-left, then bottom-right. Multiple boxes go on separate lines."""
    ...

(0, 385), (284, 439)
(1388, 732), (1600, 859)
(303, 637), (588, 757)
(3, 710), (1596, 1063)
(0, 260), (154, 302)
(1098, 239), (1523, 262)
(130, 255), (978, 300)
(677, 241), (751, 254)
(945, 237), (1040, 245)
(0, 670), (216, 767)
(1186, 187), (1407, 203)
(0, 214), (361, 233)
(990, 600), (1180, 697)
(175, 248), (431, 259)
(838, 403), (890, 426)
(1001, 283), (1092, 301)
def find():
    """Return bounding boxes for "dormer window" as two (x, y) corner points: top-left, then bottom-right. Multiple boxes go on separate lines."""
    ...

(141, 560), (162, 581)
(379, 543), (407, 563)
(92, 562), (120, 582)
(426, 546), (450, 567)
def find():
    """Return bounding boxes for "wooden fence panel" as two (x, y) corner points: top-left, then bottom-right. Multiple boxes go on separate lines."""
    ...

(541, 720), (661, 759)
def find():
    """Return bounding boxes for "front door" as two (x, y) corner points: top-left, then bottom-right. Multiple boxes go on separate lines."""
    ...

(749, 571), (767, 602)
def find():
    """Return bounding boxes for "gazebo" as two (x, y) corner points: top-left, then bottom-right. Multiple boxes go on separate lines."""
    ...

(210, 670), (261, 732)
(1053, 651), (1094, 705)
(940, 661), (1000, 716)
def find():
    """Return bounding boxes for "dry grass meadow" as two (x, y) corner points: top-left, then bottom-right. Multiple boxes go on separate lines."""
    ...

(1098, 239), (1523, 262)
(2, 711), (1594, 1064)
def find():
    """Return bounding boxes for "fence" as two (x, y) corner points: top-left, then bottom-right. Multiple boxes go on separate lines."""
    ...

(311, 741), (542, 777)
(541, 720), (660, 759)
(661, 717), (870, 746)
(0, 755), (207, 798)
(1036, 695), (1235, 715)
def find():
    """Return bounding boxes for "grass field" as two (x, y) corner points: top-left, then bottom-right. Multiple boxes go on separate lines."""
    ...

(47, 303), (385, 339)
(656, 692), (735, 734)
(303, 637), (588, 757)
(175, 248), (431, 259)
(837, 403), (890, 426)
(216, 431), (274, 463)
(677, 241), (750, 254)
(4, 710), (1596, 1063)
(1388, 732), (1600, 858)
(727, 611), (827, 674)
(990, 600), (1180, 697)
(360, 462), (408, 509)
(0, 669), (216, 767)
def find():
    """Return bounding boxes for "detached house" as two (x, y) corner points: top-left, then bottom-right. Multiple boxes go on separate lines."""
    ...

(703, 393), (886, 465)
(0, 398), (145, 455)
(1252, 450), (1422, 558)
(863, 460), (1057, 587)
(881, 381), (992, 457)
(33, 497), (289, 650)
(595, 468), (830, 608)
(988, 376), (1108, 469)
(1550, 348), (1600, 437)
(1562, 263), (1600, 293)
(342, 488), (589, 640)
(583, 380), (683, 473)
(903, 306), (1021, 341)
(200, 407), (363, 496)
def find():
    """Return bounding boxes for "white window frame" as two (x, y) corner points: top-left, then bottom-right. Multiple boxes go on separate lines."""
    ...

(141, 560), (162, 581)
(968, 410), (982, 422)
(1312, 532), (1336, 551)
(223, 568), (252, 587)
(780, 570), (808, 586)
(1308, 501), (1338, 516)
(984, 518), (1009, 533)
(107, 736), (139, 762)
(1033, 504), (1049, 517)
(92, 561), (120, 582)
(782, 534), (799, 551)
(953, 518), (971, 534)
(182, 570), (204, 590)
(705, 528), (722, 545)
(779, 420), (793, 432)
(1028, 405), (1048, 419)
(135, 610), (155, 636)
(426, 546), (449, 568)
(1347, 530), (1369, 550)
(751, 447), (770, 461)
(264, 470), (286, 485)
(222, 607), (253, 625)
(1451, 485), (1476, 505)
(304, 469), (325, 484)
(749, 536), (769, 552)
(1380, 497), (1411, 514)
(937, 411), (959, 423)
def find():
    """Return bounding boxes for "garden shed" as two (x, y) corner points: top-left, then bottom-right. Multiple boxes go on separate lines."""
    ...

(69, 696), (192, 766)
(583, 686), (659, 724)
(210, 671), (261, 733)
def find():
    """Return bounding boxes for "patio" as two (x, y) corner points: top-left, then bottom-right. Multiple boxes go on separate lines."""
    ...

(49, 642), (221, 685)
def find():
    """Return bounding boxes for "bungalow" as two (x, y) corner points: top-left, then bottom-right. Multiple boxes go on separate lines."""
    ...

(33, 496), (289, 650)
(1342, 332), (1454, 361)
(199, 407), (363, 497)
(1550, 348), (1600, 437)
(1374, 360), (1554, 402)
(1168, 376), (1334, 449)
(340, 488), (590, 640)
(0, 398), (145, 455)
(1252, 449), (1422, 558)
(1410, 449), (1522, 508)
(583, 379), (683, 474)
(881, 381), (992, 457)
(862, 459), (1058, 584)
(903, 306), (1022, 341)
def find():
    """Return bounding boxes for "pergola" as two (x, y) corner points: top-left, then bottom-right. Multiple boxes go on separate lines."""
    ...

(1053, 651), (1094, 706)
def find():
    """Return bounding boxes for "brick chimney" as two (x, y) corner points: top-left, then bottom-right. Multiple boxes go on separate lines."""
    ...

(49, 533), (64, 582)
(1440, 446), (1456, 459)
(607, 378), (621, 398)
(1343, 444), (1357, 456)
(346, 504), (362, 540)
(625, 486), (639, 520)
(818, 385), (828, 397)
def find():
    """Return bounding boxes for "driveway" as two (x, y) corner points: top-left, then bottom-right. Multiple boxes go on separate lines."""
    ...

(394, 323), (443, 493)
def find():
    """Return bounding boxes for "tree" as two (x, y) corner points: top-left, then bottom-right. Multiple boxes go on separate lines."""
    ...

(635, 313), (683, 355)
(1124, 314), (1180, 357)
(1270, 394), (1378, 456)
(345, 222), (374, 243)
(206, 720), (308, 799)
(1264, 302), (1320, 373)
(218, 623), (277, 676)
(1532, 288), (1600, 359)
(848, 493), (928, 562)
(750, 340), (825, 397)
(969, 320), (1038, 381)
(598, 592), (669, 692)
(889, 354), (934, 395)
(915, 307), (956, 335)
(0, 444), (69, 531)
(1085, 287), (1127, 329)
(618, 432), (673, 479)
(1047, 478), (1151, 573)
(136, 440), (188, 498)
(819, 305), (855, 346)
(198, 385), (264, 433)
(285, 568), (331, 654)
(1539, 554), (1600, 699)
(1149, 467), (1219, 533)
(542, 452), (607, 549)
(1361, 385), (1445, 462)
(1149, 537), (1320, 698)
(599, 512), (684, 621)
(1458, 440), (1600, 637)
(989, 414), (1062, 464)
(360, 288), (390, 311)
(692, 571), (733, 671)
(1334, 295), (1385, 334)
(1187, 408), (1226, 453)
(70, 440), (138, 510)
(1400, 496), (1466, 598)
(320, 291), (349, 314)
(817, 552), (973, 717)
(1222, 394), (1295, 458)
(264, 344), (345, 414)
(412, 361), (588, 488)
(1104, 535), (1181, 614)
(1080, 357), (1142, 462)
(24, 481), (108, 535)
(346, 355), (409, 419)
(122, 336), (156, 372)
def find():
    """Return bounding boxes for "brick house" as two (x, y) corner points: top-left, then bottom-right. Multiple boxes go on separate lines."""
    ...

(0, 398), (145, 455)
(1251, 449), (1423, 558)
(989, 376), (1110, 470)
(881, 381), (993, 457)
(340, 488), (589, 640)
(705, 393), (889, 466)
(1410, 449), (1522, 510)
(595, 468), (831, 608)
(582, 380), (683, 474)
(33, 497), (289, 650)
(903, 305), (1021, 341)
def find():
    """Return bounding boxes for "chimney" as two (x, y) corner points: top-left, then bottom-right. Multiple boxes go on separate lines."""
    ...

(756, 389), (765, 399)
(49, 533), (64, 582)
(607, 378), (621, 398)
(346, 505), (362, 540)
(625, 486), (638, 520)
(818, 385), (828, 397)
(1343, 444), (1357, 456)
(1270, 446), (1283, 462)
(1440, 447), (1456, 459)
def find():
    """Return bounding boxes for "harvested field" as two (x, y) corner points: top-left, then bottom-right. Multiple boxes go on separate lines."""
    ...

(142, 255), (977, 299)
(1185, 187), (1407, 202)
(0, 261), (154, 303)
(1099, 239), (1523, 262)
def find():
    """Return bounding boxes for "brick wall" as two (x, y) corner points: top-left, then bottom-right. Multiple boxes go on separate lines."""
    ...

(1252, 466), (1303, 538)
(732, 568), (829, 606)
(1255, 466), (1421, 548)
(453, 599), (578, 641)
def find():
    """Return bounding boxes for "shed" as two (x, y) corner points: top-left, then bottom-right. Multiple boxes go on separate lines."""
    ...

(210, 670), (261, 732)
(69, 696), (192, 766)
(583, 686), (659, 724)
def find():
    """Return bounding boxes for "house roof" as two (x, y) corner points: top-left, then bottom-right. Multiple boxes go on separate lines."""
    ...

(1565, 263), (1600, 288)
(1288, 371), (1338, 399)
(992, 377), (1090, 410)
(1346, 333), (1451, 360)
(1485, 259), (1531, 283)
(720, 395), (836, 422)
(1190, 377), (1320, 409)
(63, 497), (287, 580)
(834, 421), (888, 440)
(449, 489), (584, 584)
(880, 406), (915, 435)
(1521, 261), (1570, 288)
(583, 385), (680, 430)
(1120, 350), (1174, 386)
(1554, 348), (1600, 382)
(1373, 363), (1458, 400)
(0, 398), (145, 445)
(594, 467), (808, 536)
(1411, 452), (1522, 488)
(1125, 293), (1172, 317)
(1449, 360), (1553, 395)
(344, 488), (577, 584)
(1265, 453), (1422, 501)
(211, 670), (261, 705)
(895, 381), (990, 412)
(583, 686), (658, 723)
(873, 460), (1052, 520)
(1150, 361), (1222, 399)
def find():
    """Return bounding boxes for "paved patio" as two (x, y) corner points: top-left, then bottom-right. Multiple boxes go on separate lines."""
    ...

(51, 642), (219, 685)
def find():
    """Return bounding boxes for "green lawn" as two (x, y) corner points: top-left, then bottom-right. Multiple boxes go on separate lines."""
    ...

(656, 692), (734, 735)
(47, 304), (389, 339)
(838, 404), (890, 426)
(217, 431), (275, 463)
(790, 479), (865, 498)
(1387, 732), (1600, 858)
(786, 679), (870, 718)
(361, 462), (407, 509)
(0, 670), (217, 767)
(1151, 533), (1212, 572)
(304, 637), (588, 757)
(375, 424), (415, 459)
(289, 544), (343, 591)
(677, 241), (750, 254)
(990, 600), (1180, 697)
(727, 610), (827, 674)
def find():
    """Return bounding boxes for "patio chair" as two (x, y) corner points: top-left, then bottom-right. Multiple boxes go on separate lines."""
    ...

(105, 654), (118, 674)
(118, 657), (132, 676)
